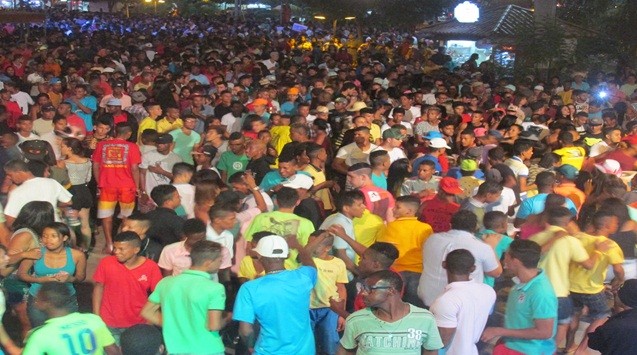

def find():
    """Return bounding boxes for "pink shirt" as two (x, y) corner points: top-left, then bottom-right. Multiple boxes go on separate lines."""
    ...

(158, 241), (231, 276)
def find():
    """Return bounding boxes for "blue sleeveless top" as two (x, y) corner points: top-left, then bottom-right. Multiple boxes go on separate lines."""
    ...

(29, 247), (76, 296)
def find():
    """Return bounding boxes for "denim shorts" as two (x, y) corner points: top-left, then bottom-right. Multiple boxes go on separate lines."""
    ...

(570, 291), (611, 320)
(557, 297), (573, 324)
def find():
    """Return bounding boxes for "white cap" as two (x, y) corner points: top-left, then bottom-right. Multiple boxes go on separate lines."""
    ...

(534, 85), (544, 91)
(281, 174), (314, 190)
(253, 235), (289, 258)
(429, 137), (451, 149)
(595, 159), (623, 177)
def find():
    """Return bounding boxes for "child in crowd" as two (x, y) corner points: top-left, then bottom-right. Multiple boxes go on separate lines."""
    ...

(369, 150), (390, 190)
(309, 230), (348, 355)
(172, 162), (195, 219)
(479, 211), (513, 287)
(401, 160), (440, 201)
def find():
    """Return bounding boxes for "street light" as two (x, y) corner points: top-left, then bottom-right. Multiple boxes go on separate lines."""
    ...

(145, 0), (164, 13)
(314, 15), (326, 20)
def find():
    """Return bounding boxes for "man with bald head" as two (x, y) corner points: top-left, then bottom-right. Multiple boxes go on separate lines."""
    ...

(245, 139), (272, 185)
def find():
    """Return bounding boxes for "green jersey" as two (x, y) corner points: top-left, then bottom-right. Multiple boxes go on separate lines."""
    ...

(23, 312), (115, 355)
(340, 304), (443, 354)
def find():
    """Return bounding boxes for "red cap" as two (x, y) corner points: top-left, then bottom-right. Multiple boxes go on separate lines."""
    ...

(623, 135), (637, 146)
(440, 177), (464, 195)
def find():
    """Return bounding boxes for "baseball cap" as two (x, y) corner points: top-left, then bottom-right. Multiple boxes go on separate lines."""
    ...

(334, 97), (348, 104)
(556, 164), (579, 180)
(253, 235), (289, 258)
(429, 137), (451, 149)
(473, 127), (487, 138)
(281, 174), (314, 190)
(595, 159), (623, 177)
(589, 117), (603, 126)
(49, 77), (61, 84)
(287, 87), (300, 95)
(382, 128), (405, 140)
(131, 91), (147, 102)
(107, 98), (122, 106)
(156, 134), (174, 144)
(504, 84), (516, 92)
(487, 130), (503, 140)
(423, 131), (443, 140)
(534, 85), (544, 91)
(519, 131), (540, 141)
(348, 101), (367, 112)
(200, 145), (218, 157)
(252, 98), (268, 107)
(440, 177), (463, 195)
(316, 106), (329, 114)
(618, 279), (637, 308)
(460, 159), (478, 172)
(41, 104), (56, 112)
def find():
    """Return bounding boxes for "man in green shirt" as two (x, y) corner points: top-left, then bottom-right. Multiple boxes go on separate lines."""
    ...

(169, 114), (201, 164)
(244, 187), (315, 269)
(217, 132), (248, 183)
(141, 240), (231, 355)
(23, 283), (119, 355)
(338, 270), (444, 354)
(481, 239), (557, 355)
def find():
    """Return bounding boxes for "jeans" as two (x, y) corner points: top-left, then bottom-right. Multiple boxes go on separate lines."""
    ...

(310, 307), (339, 355)
(400, 271), (425, 308)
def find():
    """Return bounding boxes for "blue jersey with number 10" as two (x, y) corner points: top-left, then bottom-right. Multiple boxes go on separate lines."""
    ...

(23, 312), (116, 355)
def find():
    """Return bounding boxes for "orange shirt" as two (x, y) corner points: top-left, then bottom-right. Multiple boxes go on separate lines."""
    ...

(554, 182), (586, 211)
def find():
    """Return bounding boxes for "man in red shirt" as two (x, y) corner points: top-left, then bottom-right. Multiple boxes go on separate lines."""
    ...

(347, 162), (396, 222)
(420, 177), (463, 233)
(0, 88), (22, 129)
(57, 101), (87, 137)
(93, 231), (161, 344)
(92, 122), (142, 253)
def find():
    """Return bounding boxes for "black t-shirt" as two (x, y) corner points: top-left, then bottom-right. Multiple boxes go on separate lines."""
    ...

(294, 197), (323, 229)
(246, 156), (272, 185)
(145, 207), (185, 247)
(589, 309), (637, 354)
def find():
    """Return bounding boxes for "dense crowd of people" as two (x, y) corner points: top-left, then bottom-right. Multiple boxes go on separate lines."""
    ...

(1, 9), (637, 355)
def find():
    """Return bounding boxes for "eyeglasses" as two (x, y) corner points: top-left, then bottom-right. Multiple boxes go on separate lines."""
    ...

(357, 284), (392, 293)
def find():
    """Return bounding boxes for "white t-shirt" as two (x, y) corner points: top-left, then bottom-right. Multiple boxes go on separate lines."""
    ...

(5, 177), (73, 221)
(17, 132), (39, 144)
(430, 280), (497, 355)
(139, 151), (183, 194)
(505, 157), (529, 178)
(40, 131), (62, 160)
(417, 230), (500, 307)
(206, 225), (235, 258)
(375, 146), (407, 163)
(589, 141), (610, 158)
(11, 91), (34, 114)
(336, 142), (378, 167)
(473, 186), (516, 214)
(173, 183), (195, 218)
(221, 113), (243, 134)
(243, 191), (274, 212)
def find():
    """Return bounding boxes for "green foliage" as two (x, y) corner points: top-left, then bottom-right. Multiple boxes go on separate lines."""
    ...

(512, 20), (568, 78)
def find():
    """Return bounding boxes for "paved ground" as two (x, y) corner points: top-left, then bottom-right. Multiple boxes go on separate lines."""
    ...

(4, 231), (599, 354)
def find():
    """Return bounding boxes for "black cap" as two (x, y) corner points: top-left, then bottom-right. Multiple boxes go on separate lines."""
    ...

(41, 104), (56, 112)
(156, 134), (174, 144)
